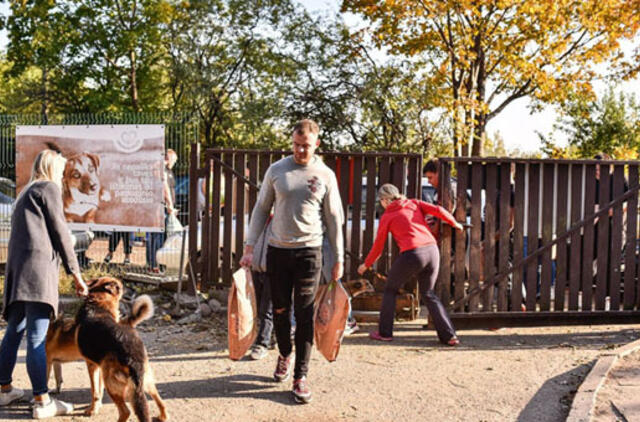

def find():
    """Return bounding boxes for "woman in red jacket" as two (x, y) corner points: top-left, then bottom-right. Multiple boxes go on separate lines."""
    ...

(357, 184), (463, 345)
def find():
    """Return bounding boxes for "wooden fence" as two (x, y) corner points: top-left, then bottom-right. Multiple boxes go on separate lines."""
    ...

(438, 158), (640, 326)
(189, 146), (423, 292)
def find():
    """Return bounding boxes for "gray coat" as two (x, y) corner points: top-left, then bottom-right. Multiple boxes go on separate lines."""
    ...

(2, 181), (79, 320)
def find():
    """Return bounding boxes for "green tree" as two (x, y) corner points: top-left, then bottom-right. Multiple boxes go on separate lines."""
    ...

(552, 88), (640, 159)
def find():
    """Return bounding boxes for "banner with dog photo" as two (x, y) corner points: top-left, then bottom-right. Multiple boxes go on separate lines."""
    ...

(16, 125), (166, 232)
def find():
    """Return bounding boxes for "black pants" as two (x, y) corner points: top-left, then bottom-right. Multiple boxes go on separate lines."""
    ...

(253, 271), (274, 348)
(252, 271), (295, 348)
(108, 231), (132, 254)
(266, 246), (321, 379)
(379, 244), (456, 343)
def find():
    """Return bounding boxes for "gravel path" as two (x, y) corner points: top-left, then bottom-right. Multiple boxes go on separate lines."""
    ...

(0, 314), (638, 422)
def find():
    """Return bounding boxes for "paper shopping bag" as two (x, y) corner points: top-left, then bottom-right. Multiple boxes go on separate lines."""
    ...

(228, 268), (257, 360)
(314, 280), (351, 362)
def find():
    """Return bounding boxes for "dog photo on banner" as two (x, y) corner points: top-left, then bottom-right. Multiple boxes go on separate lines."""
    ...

(15, 125), (166, 234)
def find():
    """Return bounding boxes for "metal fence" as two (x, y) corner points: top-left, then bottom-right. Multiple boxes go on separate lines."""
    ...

(0, 113), (199, 284)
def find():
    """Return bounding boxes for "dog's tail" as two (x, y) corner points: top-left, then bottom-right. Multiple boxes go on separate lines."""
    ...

(124, 295), (154, 327)
(131, 363), (150, 422)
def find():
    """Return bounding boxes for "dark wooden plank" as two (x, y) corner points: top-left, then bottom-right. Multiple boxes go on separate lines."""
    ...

(363, 156), (377, 258)
(407, 157), (419, 200)
(525, 163), (540, 311)
(540, 163), (554, 311)
(234, 153), (246, 273)
(568, 165), (582, 310)
(339, 156), (351, 275)
(222, 153), (234, 284)
(259, 153), (270, 181)
(482, 163), (497, 312)
(497, 163), (511, 311)
(325, 156), (337, 175)
(511, 163), (526, 311)
(609, 165), (625, 310)
(438, 161), (452, 306)
(350, 156), (363, 279)
(595, 164), (610, 310)
(390, 158), (406, 262)
(378, 155), (392, 273)
(210, 152), (222, 287)
(247, 153), (258, 213)
(392, 157), (405, 192)
(625, 165), (638, 309)
(188, 144), (200, 292)
(553, 164), (569, 312)
(454, 162), (468, 312)
(449, 310), (640, 329)
(581, 165), (596, 311)
(201, 156), (212, 290)
(469, 163), (483, 312)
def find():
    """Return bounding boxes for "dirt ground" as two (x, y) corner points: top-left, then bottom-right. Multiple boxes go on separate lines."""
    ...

(593, 349), (640, 421)
(0, 303), (638, 422)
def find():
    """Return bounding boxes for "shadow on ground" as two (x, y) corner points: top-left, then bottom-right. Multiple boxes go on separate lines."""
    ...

(517, 363), (593, 422)
(156, 374), (297, 405)
(343, 323), (639, 351)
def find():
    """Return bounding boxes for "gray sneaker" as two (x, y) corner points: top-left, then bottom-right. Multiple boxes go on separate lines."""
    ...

(0, 387), (24, 406)
(250, 345), (268, 360)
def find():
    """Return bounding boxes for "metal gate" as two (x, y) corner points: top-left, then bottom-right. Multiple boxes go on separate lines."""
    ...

(437, 157), (640, 327)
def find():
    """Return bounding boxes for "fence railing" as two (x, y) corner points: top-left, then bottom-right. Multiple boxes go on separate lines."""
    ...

(0, 113), (199, 282)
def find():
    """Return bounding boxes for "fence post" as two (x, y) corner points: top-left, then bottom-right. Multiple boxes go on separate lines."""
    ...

(188, 143), (200, 294)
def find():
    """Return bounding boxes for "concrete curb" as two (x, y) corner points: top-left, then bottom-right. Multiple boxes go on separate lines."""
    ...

(566, 337), (640, 422)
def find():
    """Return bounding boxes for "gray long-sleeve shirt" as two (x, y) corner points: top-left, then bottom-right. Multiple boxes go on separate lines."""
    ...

(246, 155), (344, 263)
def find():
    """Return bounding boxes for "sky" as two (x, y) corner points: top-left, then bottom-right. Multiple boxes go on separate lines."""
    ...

(1, 1), (638, 154)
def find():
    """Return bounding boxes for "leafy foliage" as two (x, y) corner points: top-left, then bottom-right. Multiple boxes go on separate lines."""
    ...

(549, 88), (640, 159)
(342, 0), (640, 156)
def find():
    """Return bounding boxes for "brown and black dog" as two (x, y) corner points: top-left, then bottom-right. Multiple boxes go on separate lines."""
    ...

(45, 284), (154, 416)
(62, 152), (111, 223)
(74, 277), (167, 422)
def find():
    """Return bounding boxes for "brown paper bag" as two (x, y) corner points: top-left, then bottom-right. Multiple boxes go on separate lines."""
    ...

(228, 268), (258, 360)
(314, 280), (351, 362)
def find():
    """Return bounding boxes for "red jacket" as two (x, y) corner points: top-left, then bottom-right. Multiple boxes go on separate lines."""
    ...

(364, 198), (458, 268)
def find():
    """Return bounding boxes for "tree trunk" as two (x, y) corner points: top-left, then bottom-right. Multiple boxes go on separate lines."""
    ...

(40, 67), (49, 125)
(472, 45), (486, 157)
(130, 50), (139, 112)
(472, 113), (485, 156)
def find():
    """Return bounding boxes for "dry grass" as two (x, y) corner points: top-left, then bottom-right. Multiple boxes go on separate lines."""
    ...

(0, 265), (121, 305)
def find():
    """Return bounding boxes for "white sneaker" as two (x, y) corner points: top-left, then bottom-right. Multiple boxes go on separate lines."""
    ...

(250, 345), (268, 360)
(0, 387), (24, 406)
(32, 398), (74, 419)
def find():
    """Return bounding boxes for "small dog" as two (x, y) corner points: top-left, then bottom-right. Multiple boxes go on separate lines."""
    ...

(342, 278), (375, 298)
(46, 284), (154, 416)
(76, 277), (167, 422)
(62, 152), (111, 223)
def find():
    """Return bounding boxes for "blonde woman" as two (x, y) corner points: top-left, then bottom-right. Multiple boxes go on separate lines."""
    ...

(358, 183), (463, 345)
(0, 149), (88, 419)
